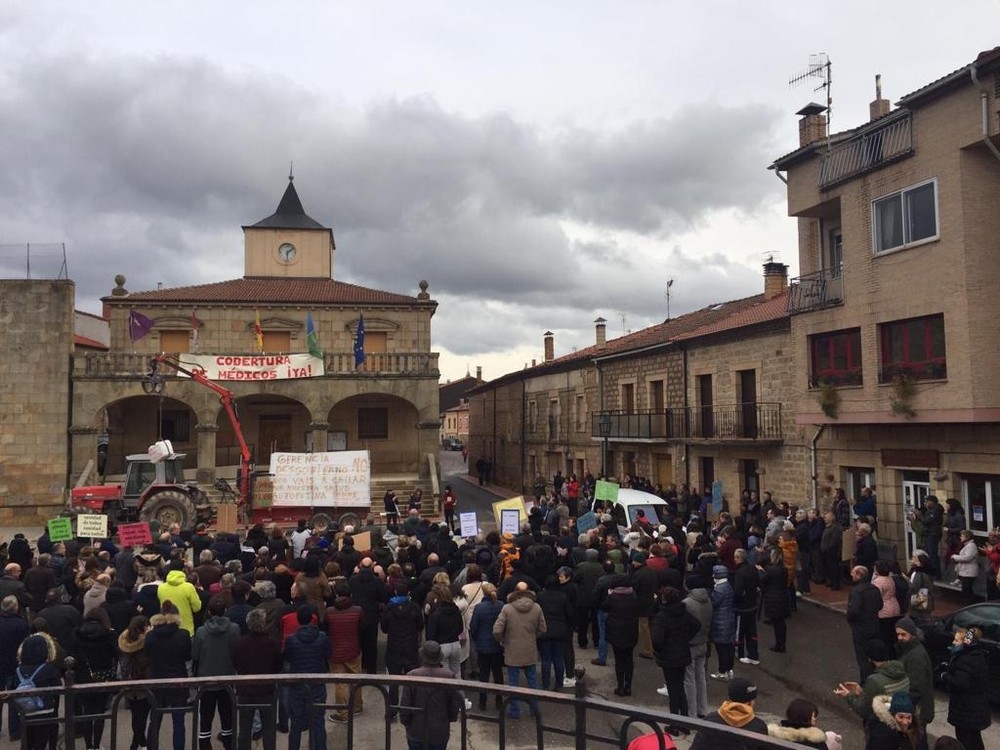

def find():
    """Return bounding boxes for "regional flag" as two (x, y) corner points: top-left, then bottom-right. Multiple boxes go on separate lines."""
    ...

(254, 309), (264, 352)
(306, 312), (322, 359)
(353, 313), (365, 369)
(128, 310), (154, 342)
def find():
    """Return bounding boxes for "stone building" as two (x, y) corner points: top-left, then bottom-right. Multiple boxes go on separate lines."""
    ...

(771, 47), (1000, 580)
(60, 177), (440, 526)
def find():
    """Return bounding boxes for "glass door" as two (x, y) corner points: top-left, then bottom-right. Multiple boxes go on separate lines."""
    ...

(902, 477), (930, 558)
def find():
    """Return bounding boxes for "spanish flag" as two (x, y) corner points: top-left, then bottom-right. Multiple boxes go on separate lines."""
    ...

(254, 309), (264, 352)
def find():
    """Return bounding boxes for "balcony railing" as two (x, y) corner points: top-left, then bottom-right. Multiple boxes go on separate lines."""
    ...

(787, 267), (843, 314)
(819, 110), (913, 189)
(593, 403), (783, 442)
(72, 352), (439, 378)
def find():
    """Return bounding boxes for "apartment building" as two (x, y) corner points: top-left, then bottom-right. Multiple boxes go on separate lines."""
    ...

(771, 47), (1000, 577)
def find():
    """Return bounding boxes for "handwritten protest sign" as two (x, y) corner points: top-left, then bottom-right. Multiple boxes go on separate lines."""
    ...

(269, 451), (371, 508)
(459, 512), (478, 538)
(491, 497), (528, 528)
(500, 509), (520, 536)
(47, 517), (73, 543)
(177, 353), (324, 381)
(77, 514), (109, 539)
(595, 480), (620, 502)
(117, 522), (153, 547)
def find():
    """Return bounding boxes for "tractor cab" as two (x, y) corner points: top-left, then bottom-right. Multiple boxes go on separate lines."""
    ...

(122, 454), (187, 504)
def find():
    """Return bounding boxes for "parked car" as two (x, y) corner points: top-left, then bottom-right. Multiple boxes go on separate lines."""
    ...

(922, 601), (1000, 704)
(442, 437), (464, 451)
(591, 488), (671, 539)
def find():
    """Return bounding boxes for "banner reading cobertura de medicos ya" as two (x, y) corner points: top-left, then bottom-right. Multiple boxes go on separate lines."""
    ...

(177, 354), (324, 381)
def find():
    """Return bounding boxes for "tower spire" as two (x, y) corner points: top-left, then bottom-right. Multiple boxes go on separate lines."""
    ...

(289, 160), (294, 181)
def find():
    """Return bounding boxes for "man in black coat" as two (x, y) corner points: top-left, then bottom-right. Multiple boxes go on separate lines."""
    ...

(145, 604), (192, 750)
(914, 495), (943, 577)
(348, 557), (387, 674)
(380, 582), (423, 721)
(37, 587), (82, 655)
(23, 555), (56, 615)
(731, 549), (760, 665)
(629, 551), (659, 660)
(846, 565), (883, 682)
(0, 565), (31, 612)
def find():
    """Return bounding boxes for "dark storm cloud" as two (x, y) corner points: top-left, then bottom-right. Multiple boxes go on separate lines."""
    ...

(0, 52), (783, 361)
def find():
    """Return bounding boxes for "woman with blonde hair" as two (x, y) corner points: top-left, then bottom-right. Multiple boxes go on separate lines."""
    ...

(425, 584), (464, 678)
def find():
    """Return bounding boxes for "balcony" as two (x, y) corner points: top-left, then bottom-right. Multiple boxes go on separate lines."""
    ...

(819, 111), (913, 189)
(592, 403), (783, 443)
(71, 351), (439, 378)
(787, 267), (843, 314)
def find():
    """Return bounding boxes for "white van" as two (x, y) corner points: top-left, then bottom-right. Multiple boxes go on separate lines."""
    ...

(591, 488), (671, 537)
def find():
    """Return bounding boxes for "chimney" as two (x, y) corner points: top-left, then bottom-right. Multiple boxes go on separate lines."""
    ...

(796, 103), (828, 147)
(763, 261), (789, 300)
(531, 358), (536, 367)
(543, 331), (554, 363)
(595, 317), (607, 349)
(475, 366), (482, 383)
(869, 74), (891, 121)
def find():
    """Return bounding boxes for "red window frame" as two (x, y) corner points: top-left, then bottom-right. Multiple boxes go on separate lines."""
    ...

(809, 328), (863, 387)
(879, 314), (946, 382)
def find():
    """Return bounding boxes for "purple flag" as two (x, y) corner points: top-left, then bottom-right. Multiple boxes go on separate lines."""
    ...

(128, 309), (154, 341)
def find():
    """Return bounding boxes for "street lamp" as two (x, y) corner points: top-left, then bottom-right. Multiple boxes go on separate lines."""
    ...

(598, 413), (612, 478)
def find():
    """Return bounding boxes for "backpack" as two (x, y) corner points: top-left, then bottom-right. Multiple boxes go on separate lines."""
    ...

(892, 573), (910, 615)
(12, 664), (49, 715)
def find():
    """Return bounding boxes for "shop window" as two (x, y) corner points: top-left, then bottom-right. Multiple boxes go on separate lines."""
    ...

(962, 475), (1000, 536)
(810, 328), (862, 387)
(357, 408), (388, 440)
(879, 314), (946, 382)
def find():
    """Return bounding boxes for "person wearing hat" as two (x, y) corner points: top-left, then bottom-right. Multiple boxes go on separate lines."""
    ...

(689, 676), (768, 749)
(865, 691), (922, 750)
(835, 638), (909, 722)
(400, 641), (463, 750)
(893, 617), (934, 729)
(941, 626), (991, 750)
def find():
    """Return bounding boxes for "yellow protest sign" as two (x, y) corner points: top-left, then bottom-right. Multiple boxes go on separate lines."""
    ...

(491, 496), (528, 528)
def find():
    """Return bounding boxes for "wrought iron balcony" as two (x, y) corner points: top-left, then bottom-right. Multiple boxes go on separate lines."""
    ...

(787, 267), (843, 314)
(592, 403), (783, 442)
(819, 110), (913, 189)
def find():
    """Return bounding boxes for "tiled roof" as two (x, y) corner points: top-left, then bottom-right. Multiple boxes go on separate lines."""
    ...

(673, 291), (789, 341)
(74, 335), (108, 350)
(105, 277), (427, 306)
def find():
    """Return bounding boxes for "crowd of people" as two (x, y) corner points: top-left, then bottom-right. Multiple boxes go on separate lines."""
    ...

(0, 476), (995, 750)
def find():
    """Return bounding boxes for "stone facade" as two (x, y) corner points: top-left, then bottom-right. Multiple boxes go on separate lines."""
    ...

(0, 280), (75, 525)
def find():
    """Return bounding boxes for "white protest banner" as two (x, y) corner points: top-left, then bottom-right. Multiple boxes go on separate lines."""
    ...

(177, 354), (324, 382)
(77, 514), (109, 539)
(500, 508), (520, 535)
(269, 451), (371, 508)
(459, 512), (478, 538)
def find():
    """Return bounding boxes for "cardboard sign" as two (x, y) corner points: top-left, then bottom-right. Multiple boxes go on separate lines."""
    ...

(576, 511), (598, 535)
(77, 514), (109, 539)
(117, 522), (153, 547)
(492, 497), (528, 528)
(500, 509), (520, 536)
(595, 480), (620, 502)
(339, 530), (372, 553)
(47, 517), (74, 543)
(459, 512), (478, 538)
(215, 503), (238, 534)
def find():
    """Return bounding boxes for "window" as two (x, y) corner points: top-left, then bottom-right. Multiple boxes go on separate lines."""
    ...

(872, 179), (938, 254)
(262, 331), (291, 352)
(810, 328), (863, 386)
(621, 383), (635, 414)
(649, 380), (665, 411)
(575, 395), (586, 431)
(962, 476), (1000, 536)
(159, 330), (190, 354)
(528, 401), (537, 434)
(357, 408), (388, 440)
(548, 399), (559, 440)
(879, 314), (946, 382)
(364, 331), (387, 355)
(160, 410), (190, 443)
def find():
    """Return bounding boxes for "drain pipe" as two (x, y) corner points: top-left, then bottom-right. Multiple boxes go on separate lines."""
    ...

(770, 165), (788, 185)
(810, 425), (826, 510)
(971, 63), (1000, 164)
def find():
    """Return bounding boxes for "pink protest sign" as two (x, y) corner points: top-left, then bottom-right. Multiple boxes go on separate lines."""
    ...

(117, 522), (152, 547)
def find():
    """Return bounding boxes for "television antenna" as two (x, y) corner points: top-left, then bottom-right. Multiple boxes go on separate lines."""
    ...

(618, 310), (629, 335)
(790, 53), (832, 145)
(665, 278), (674, 321)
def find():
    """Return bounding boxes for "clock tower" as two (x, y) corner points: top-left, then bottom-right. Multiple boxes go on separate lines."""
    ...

(242, 177), (335, 278)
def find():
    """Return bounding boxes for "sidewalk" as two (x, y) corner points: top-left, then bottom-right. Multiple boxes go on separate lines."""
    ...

(801, 577), (966, 618)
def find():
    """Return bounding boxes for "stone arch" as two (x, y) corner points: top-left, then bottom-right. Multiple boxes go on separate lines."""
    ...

(217, 393), (313, 469)
(327, 393), (422, 474)
(95, 394), (200, 475)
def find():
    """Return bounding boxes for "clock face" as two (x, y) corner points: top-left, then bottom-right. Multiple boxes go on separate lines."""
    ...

(276, 242), (297, 263)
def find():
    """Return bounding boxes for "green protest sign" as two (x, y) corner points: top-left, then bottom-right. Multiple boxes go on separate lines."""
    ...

(47, 517), (74, 543)
(594, 480), (620, 502)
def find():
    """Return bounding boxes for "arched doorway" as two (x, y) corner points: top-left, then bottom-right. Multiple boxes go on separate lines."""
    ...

(103, 396), (198, 476)
(223, 394), (312, 470)
(328, 394), (420, 474)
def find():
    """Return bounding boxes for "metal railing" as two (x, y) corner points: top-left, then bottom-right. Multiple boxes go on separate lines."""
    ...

(787, 267), (843, 314)
(819, 110), (913, 189)
(5, 663), (804, 750)
(593, 403), (783, 441)
(72, 352), (439, 378)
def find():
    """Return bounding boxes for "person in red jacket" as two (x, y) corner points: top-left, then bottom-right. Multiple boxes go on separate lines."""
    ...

(982, 529), (1000, 601)
(324, 581), (363, 722)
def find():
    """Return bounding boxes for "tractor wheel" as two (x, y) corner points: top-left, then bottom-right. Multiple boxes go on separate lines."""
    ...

(310, 512), (333, 532)
(338, 511), (361, 530)
(141, 490), (197, 530)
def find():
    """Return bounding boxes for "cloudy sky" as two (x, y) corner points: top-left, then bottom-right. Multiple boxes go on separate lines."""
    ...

(0, 3), (993, 382)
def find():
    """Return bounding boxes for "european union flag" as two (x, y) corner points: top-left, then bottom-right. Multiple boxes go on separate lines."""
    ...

(353, 313), (365, 368)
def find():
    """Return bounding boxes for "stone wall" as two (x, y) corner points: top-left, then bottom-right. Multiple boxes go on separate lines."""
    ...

(0, 280), (75, 525)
